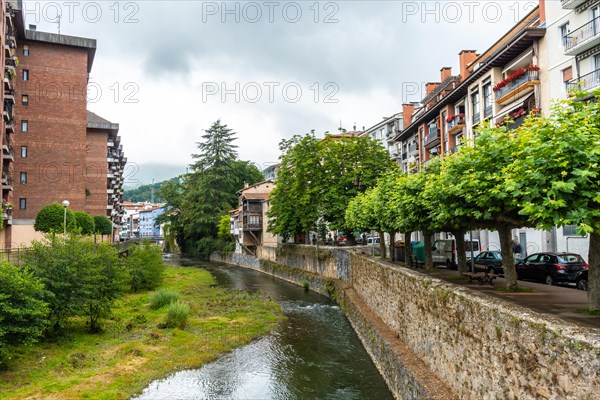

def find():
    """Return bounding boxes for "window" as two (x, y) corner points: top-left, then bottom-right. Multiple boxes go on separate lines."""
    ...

(20, 172), (27, 184)
(562, 67), (573, 84)
(560, 23), (570, 47)
(21, 95), (28, 106)
(21, 120), (28, 132)
(471, 91), (480, 124)
(23, 45), (29, 56)
(21, 146), (27, 158)
(563, 225), (578, 236)
(22, 69), (29, 81)
(19, 198), (26, 210)
(483, 82), (492, 118)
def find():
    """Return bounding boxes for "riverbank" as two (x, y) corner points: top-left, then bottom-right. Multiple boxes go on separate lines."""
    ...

(0, 265), (284, 400)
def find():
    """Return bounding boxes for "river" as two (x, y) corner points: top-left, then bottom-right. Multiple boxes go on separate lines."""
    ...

(133, 258), (393, 400)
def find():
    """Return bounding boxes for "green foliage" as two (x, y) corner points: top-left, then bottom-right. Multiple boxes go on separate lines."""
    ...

(218, 214), (232, 240)
(73, 211), (95, 235)
(34, 203), (76, 233)
(125, 241), (165, 292)
(0, 262), (49, 367)
(93, 215), (113, 235)
(123, 178), (179, 203)
(164, 301), (190, 329)
(24, 234), (127, 332)
(270, 133), (393, 239)
(160, 121), (263, 256)
(149, 289), (180, 310)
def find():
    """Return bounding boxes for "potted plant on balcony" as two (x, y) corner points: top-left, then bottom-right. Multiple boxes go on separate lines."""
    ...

(527, 65), (540, 80)
(446, 115), (454, 123)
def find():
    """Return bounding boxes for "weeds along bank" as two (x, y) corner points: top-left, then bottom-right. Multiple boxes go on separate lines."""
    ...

(214, 245), (600, 400)
(0, 237), (283, 400)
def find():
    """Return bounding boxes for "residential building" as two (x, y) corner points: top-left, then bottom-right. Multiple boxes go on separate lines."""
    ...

(360, 113), (404, 158)
(138, 206), (165, 239)
(230, 180), (277, 255)
(0, 0), (126, 248)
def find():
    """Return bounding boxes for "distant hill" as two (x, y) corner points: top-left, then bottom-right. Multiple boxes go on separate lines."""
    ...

(123, 177), (180, 203)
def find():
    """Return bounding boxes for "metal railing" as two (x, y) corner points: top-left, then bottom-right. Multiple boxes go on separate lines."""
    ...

(566, 68), (600, 92)
(425, 127), (439, 145)
(563, 17), (600, 52)
(494, 71), (539, 100)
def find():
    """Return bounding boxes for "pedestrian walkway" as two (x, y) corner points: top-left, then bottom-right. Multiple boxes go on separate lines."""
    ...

(388, 259), (600, 329)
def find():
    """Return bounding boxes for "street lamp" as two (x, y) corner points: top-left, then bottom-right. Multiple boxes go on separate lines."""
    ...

(61, 200), (70, 234)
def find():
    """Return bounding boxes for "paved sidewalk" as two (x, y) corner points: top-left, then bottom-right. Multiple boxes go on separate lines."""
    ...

(392, 261), (600, 329)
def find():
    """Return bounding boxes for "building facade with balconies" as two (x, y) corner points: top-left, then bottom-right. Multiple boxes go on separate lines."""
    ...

(0, 0), (127, 248)
(230, 180), (277, 255)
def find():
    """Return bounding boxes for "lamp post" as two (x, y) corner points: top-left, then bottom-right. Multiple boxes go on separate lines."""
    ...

(61, 200), (70, 234)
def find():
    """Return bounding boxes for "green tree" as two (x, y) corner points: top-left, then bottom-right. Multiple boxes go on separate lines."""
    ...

(509, 91), (600, 308)
(73, 211), (95, 235)
(269, 133), (392, 241)
(218, 214), (232, 240)
(34, 204), (76, 233)
(93, 215), (113, 236)
(0, 261), (49, 367)
(164, 120), (263, 256)
(125, 241), (165, 292)
(24, 234), (126, 332)
(123, 178), (179, 202)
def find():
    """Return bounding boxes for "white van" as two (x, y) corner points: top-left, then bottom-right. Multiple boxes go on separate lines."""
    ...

(432, 238), (481, 268)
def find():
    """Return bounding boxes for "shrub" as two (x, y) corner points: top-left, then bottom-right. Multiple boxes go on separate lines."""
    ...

(125, 241), (165, 292)
(24, 234), (127, 333)
(0, 261), (49, 367)
(73, 211), (95, 235)
(164, 301), (190, 329)
(93, 215), (113, 235)
(34, 203), (77, 233)
(149, 289), (179, 310)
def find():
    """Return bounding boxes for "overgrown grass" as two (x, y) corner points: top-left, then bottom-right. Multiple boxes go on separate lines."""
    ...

(149, 288), (180, 310)
(164, 301), (190, 328)
(0, 266), (284, 400)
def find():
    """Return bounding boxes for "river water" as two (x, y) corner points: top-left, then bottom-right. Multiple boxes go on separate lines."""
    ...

(133, 259), (393, 400)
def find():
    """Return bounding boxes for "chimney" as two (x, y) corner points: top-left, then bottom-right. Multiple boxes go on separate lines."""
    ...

(538, 0), (546, 26)
(402, 103), (414, 129)
(426, 82), (439, 96)
(459, 50), (478, 81)
(243, 182), (249, 189)
(440, 67), (452, 82)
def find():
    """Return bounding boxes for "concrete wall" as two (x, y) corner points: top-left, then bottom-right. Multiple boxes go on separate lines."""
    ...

(214, 245), (600, 400)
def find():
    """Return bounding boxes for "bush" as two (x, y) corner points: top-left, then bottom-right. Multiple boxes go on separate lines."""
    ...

(73, 211), (95, 235)
(24, 234), (127, 333)
(125, 241), (165, 292)
(164, 301), (190, 329)
(93, 215), (113, 235)
(34, 203), (77, 233)
(149, 289), (179, 310)
(0, 261), (49, 367)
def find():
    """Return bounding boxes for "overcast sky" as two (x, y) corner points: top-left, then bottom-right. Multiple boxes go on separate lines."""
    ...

(23, 0), (537, 185)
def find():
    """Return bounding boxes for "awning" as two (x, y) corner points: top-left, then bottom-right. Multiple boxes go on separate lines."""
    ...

(576, 44), (600, 61)
(494, 94), (535, 124)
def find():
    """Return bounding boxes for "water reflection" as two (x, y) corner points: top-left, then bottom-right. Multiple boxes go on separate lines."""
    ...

(134, 260), (392, 400)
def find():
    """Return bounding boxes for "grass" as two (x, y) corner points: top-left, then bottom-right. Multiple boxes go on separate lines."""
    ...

(575, 307), (600, 316)
(149, 288), (180, 310)
(0, 265), (284, 400)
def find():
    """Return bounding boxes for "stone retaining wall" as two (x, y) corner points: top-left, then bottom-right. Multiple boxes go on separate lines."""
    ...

(211, 248), (600, 399)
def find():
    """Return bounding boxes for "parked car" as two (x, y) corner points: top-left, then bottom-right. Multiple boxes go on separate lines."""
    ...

(516, 252), (588, 285)
(473, 251), (504, 275)
(575, 269), (588, 291)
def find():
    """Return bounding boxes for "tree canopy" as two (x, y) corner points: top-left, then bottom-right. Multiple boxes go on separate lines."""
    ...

(268, 133), (393, 240)
(34, 204), (77, 233)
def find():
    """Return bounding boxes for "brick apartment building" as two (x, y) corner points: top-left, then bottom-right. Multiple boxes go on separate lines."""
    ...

(0, 0), (126, 248)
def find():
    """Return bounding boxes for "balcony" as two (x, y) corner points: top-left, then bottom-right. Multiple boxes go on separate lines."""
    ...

(561, 0), (586, 8)
(424, 126), (440, 149)
(242, 213), (262, 231)
(494, 71), (540, 105)
(563, 17), (600, 55)
(2, 208), (12, 225)
(566, 68), (600, 93)
(408, 142), (418, 155)
(449, 145), (461, 154)
(447, 115), (466, 135)
(2, 169), (12, 190)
